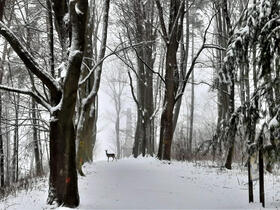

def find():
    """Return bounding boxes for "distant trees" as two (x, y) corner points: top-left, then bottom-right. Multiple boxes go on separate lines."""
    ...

(115, 0), (157, 157)
(104, 68), (127, 159)
(113, 0), (225, 160)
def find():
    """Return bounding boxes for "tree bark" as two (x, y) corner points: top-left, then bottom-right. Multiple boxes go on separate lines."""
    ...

(47, 0), (88, 207)
(76, 0), (110, 175)
(173, 0), (189, 133)
(157, 0), (182, 160)
(188, 26), (195, 155)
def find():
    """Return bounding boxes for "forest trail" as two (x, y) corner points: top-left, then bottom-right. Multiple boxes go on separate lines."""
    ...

(78, 158), (271, 209)
(1, 158), (280, 209)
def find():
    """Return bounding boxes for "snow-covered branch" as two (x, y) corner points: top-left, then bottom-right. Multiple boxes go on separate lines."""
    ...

(79, 41), (156, 86)
(0, 22), (61, 96)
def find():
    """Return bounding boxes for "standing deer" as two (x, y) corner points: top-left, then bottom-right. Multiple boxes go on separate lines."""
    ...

(105, 150), (116, 162)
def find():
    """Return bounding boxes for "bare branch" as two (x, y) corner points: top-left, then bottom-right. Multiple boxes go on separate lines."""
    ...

(79, 41), (155, 86)
(175, 12), (217, 102)
(0, 22), (61, 96)
(155, 0), (168, 41)
(0, 85), (51, 110)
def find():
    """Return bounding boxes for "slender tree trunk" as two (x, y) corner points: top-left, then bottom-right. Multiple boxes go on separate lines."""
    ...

(0, 32), (8, 188)
(5, 104), (9, 187)
(188, 28), (195, 155)
(0, 92), (4, 187)
(32, 97), (43, 176)
(46, 0), (55, 77)
(12, 93), (19, 183)
(24, 1), (43, 176)
(116, 113), (121, 159)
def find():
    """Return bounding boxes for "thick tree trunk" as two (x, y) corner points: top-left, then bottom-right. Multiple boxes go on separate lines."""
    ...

(157, 0), (182, 160)
(48, 109), (79, 207)
(157, 47), (178, 160)
(47, 0), (88, 206)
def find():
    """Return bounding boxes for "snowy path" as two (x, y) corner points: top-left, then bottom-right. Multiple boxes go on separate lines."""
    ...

(78, 158), (274, 209)
(1, 158), (280, 209)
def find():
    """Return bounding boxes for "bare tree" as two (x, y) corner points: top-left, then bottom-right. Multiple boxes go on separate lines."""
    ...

(115, 0), (157, 157)
(104, 68), (127, 159)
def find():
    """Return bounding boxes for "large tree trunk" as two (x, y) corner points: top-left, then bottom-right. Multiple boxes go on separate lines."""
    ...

(157, 0), (182, 160)
(0, 0), (88, 207)
(48, 108), (79, 206)
(157, 47), (177, 160)
(47, 0), (88, 207)
(158, 36), (180, 160)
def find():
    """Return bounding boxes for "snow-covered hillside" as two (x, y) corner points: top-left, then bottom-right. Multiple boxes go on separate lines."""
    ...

(1, 158), (280, 209)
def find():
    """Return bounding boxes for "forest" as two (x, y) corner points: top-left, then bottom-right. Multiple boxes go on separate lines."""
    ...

(0, 0), (279, 209)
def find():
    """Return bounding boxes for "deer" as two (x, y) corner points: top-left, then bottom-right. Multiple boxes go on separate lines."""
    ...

(105, 150), (116, 162)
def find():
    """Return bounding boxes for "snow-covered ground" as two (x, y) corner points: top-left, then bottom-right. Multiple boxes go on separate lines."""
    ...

(1, 158), (280, 209)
